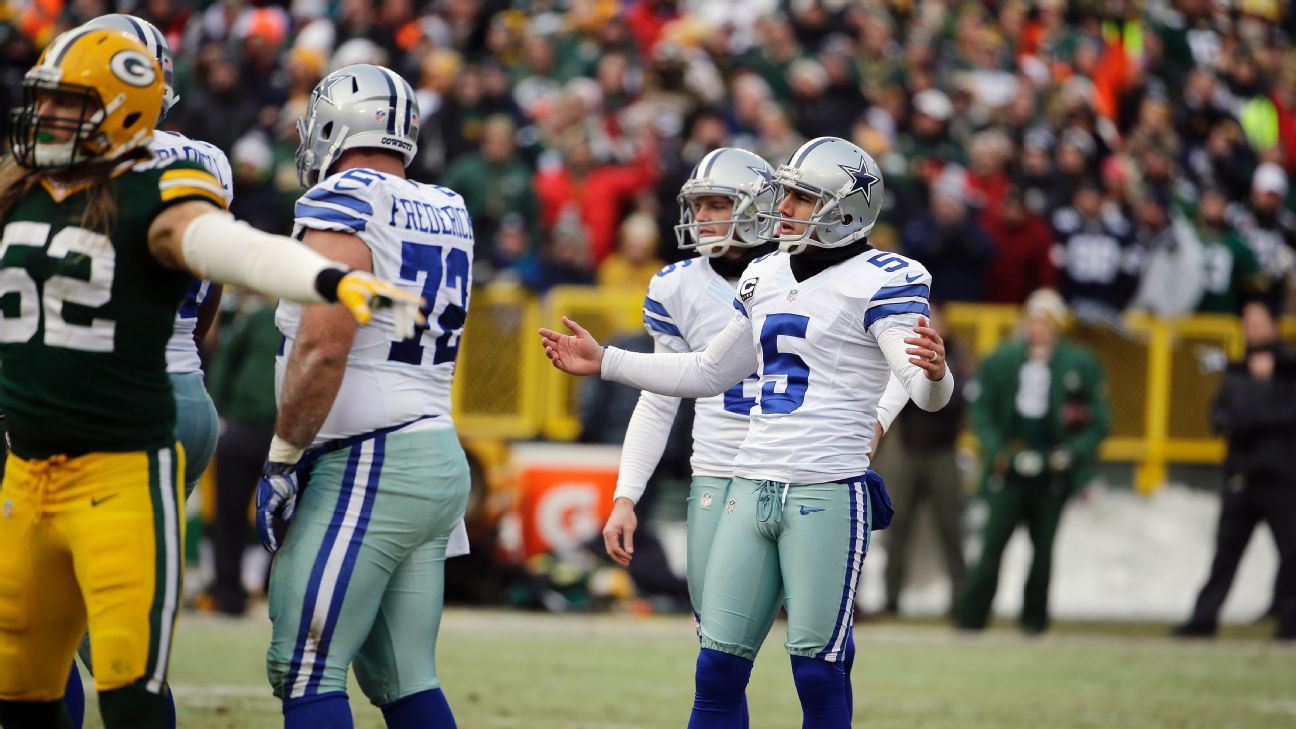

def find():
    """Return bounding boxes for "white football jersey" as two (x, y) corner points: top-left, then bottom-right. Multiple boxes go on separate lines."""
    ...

(276, 168), (474, 445)
(642, 257), (759, 477)
(152, 130), (234, 374)
(731, 249), (931, 483)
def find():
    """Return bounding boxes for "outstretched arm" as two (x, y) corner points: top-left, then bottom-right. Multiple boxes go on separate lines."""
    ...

(148, 201), (421, 339)
(540, 313), (757, 398)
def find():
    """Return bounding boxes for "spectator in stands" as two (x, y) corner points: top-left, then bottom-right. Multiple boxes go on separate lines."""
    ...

(533, 131), (660, 265)
(1052, 180), (1140, 324)
(980, 186), (1056, 305)
(181, 51), (259, 154)
(1234, 163), (1296, 313)
(1129, 192), (1204, 318)
(598, 212), (663, 291)
(201, 294), (281, 616)
(901, 173), (995, 302)
(1195, 189), (1265, 315)
(873, 302), (968, 616)
(442, 114), (539, 262)
(956, 289), (1110, 634)
(518, 208), (597, 294)
(1175, 302), (1296, 641)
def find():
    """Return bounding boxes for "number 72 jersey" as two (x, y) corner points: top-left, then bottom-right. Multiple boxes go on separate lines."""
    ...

(730, 249), (931, 484)
(276, 168), (474, 446)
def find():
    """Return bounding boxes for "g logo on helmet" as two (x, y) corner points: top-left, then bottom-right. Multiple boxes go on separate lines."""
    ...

(109, 50), (158, 88)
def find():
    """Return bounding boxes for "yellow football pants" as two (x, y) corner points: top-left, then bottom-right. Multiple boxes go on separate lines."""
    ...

(0, 444), (184, 700)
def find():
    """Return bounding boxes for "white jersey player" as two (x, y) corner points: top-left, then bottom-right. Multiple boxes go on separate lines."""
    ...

(84, 14), (233, 494)
(259, 65), (472, 727)
(275, 166), (471, 444)
(604, 148), (775, 622)
(542, 136), (953, 728)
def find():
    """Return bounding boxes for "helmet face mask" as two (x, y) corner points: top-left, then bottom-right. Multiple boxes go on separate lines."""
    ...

(756, 136), (884, 255)
(674, 147), (776, 257)
(10, 82), (103, 169)
(296, 64), (421, 188)
(9, 29), (163, 170)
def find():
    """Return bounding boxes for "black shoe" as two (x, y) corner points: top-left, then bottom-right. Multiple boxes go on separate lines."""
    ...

(1171, 622), (1216, 639)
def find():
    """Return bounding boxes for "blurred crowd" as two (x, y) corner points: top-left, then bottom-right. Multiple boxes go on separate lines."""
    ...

(3, 0), (1296, 320)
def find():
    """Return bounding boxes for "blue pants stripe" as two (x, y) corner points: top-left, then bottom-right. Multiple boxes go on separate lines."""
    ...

(819, 481), (864, 661)
(304, 434), (386, 693)
(284, 443), (364, 696)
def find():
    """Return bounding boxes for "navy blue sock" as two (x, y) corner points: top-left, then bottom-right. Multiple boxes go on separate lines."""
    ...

(63, 664), (84, 729)
(688, 648), (753, 729)
(740, 693), (750, 729)
(790, 655), (850, 729)
(165, 685), (176, 729)
(284, 692), (352, 729)
(843, 630), (856, 718)
(380, 688), (456, 729)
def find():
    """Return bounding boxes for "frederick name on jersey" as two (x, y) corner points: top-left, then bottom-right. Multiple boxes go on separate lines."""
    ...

(276, 168), (474, 446)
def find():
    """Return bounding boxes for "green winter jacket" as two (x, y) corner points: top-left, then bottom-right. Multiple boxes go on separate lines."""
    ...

(968, 338), (1110, 496)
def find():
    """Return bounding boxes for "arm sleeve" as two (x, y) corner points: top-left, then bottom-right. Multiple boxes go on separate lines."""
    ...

(614, 343), (683, 504)
(601, 310), (756, 398)
(180, 211), (343, 305)
(878, 327), (954, 411)
(874, 373), (909, 433)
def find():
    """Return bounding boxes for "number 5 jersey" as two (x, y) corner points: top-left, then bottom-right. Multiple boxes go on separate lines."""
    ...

(276, 168), (473, 446)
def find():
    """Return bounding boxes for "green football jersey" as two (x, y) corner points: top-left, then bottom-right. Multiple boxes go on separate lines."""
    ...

(0, 157), (227, 459)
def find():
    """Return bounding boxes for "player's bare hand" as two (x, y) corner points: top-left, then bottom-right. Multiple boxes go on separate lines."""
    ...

(336, 271), (426, 339)
(539, 316), (603, 375)
(904, 315), (946, 381)
(603, 497), (637, 566)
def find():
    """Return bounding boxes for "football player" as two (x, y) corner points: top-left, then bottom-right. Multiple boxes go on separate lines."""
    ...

(542, 137), (953, 728)
(0, 30), (418, 729)
(62, 14), (235, 728)
(603, 148), (779, 724)
(257, 64), (472, 729)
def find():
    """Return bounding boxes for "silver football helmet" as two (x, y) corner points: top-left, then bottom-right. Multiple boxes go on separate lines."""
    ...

(296, 64), (420, 187)
(81, 14), (178, 118)
(675, 148), (777, 257)
(760, 136), (885, 254)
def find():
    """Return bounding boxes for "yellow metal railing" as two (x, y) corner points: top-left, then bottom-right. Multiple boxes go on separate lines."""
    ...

(451, 284), (1273, 493)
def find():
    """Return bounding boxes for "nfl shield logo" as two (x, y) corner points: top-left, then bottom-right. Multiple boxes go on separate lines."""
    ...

(787, 289), (798, 302)
(700, 492), (713, 509)
(726, 498), (737, 514)
(375, 110), (388, 123)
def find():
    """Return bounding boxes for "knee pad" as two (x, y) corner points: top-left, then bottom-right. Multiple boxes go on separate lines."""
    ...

(88, 629), (146, 691)
(694, 648), (753, 707)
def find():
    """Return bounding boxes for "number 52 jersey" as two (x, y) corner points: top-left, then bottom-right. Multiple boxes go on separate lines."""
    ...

(276, 168), (474, 446)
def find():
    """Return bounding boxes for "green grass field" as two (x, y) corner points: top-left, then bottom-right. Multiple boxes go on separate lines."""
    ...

(80, 609), (1295, 728)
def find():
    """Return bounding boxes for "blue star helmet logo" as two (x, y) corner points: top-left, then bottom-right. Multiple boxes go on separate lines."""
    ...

(746, 164), (775, 197)
(838, 157), (880, 206)
(315, 73), (350, 105)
